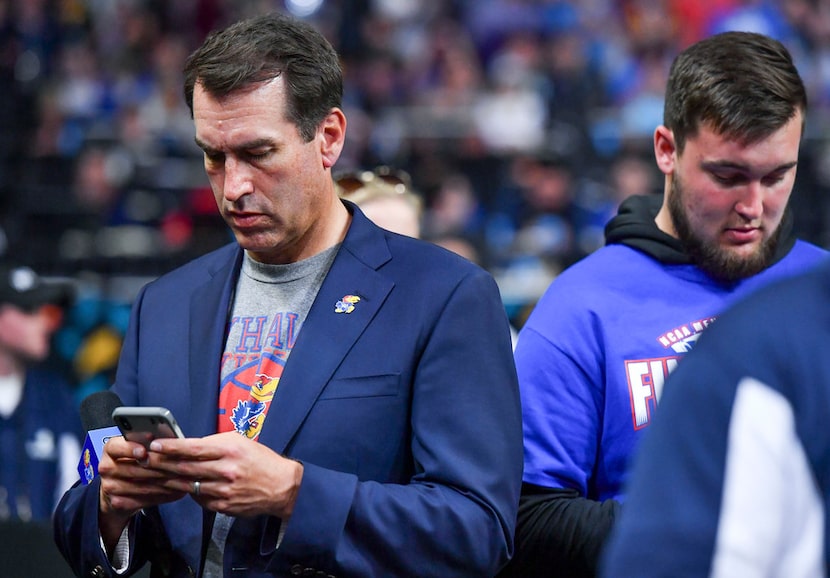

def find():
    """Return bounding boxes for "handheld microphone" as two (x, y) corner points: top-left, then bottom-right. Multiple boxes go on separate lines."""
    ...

(77, 390), (124, 485)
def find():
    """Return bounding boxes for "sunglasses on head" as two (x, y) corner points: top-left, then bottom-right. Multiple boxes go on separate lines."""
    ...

(334, 166), (413, 195)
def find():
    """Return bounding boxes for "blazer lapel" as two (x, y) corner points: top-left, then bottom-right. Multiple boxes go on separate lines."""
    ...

(187, 247), (243, 438)
(259, 207), (394, 454)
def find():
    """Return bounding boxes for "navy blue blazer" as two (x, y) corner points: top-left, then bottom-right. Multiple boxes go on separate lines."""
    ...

(54, 204), (523, 578)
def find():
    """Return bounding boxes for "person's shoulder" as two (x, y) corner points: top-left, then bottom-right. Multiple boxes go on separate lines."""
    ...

(397, 233), (482, 267)
(766, 237), (830, 276)
(346, 204), (487, 278)
(763, 257), (829, 305)
(351, 225), (490, 283)
(400, 237), (498, 293)
(537, 243), (647, 294)
(678, 260), (830, 402)
(520, 245), (645, 328)
(789, 238), (830, 261)
(720, 258), (830, 337)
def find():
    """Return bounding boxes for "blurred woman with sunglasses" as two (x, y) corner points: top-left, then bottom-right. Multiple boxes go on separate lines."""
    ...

(336, 166), (423, 238)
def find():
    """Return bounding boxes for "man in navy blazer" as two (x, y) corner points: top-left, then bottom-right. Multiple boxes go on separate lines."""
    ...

(53, 12), (522, 578)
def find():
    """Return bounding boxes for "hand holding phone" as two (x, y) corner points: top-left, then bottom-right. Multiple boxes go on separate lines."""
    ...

(112, 406), (185, 449)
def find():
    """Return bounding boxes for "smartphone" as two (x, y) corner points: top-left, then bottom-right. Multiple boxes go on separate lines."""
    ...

(112, 406), (185, 448)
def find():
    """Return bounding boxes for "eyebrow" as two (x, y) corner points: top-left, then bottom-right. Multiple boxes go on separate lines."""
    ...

(700, 160), (798, 174)
(193, 137), (275, 154)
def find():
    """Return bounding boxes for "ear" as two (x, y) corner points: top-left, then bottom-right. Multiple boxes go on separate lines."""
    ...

(653, 125), (677, 176)
(319, 108), (347, 169)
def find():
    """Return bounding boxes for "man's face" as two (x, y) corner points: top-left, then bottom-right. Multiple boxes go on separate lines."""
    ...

(666, 114), (802, 282)
(0, 304), (62, 363)
(193, 77), (343, 264)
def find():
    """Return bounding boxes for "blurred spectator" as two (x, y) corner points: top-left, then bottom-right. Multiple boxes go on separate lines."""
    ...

(336, 165), (423, 238)
(669, 0), (738, 48)
(0, 260), (79, 522)
(472, 31), (548, 155)
(539, 27), (607, 163)
(57, 145), (160, 262)
(489, 150), (611, 270)
(422, 171), (485, 245)
(705, 0), (792, 40)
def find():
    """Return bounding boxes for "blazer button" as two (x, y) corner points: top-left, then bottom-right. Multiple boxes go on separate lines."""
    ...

(290, 564), (304, 576)
(90, 565), (106, 577)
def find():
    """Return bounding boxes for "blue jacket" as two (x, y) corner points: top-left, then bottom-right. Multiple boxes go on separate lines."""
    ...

(53, 204), (523, 578)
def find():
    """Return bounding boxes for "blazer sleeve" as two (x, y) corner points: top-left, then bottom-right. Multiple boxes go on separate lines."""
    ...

(53, 478), (149, 577)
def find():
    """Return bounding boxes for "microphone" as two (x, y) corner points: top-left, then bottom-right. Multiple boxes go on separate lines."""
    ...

(77, 391), (124, 485)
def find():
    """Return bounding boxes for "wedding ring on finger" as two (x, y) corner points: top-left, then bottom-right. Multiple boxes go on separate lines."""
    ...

(192, 480), (201, 496)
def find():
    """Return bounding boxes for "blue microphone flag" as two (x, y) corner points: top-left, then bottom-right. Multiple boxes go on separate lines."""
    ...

(78, 426), (121, 485)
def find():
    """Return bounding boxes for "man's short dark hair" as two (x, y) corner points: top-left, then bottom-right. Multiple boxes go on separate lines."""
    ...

(183, 12), (343, 142)
(664, 31), (807, 153)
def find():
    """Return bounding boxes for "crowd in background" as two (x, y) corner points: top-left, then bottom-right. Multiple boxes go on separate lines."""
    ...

(3, 0), (830, 401)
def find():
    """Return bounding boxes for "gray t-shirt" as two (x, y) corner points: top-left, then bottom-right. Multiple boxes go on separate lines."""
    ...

(203, 246), (339, 577)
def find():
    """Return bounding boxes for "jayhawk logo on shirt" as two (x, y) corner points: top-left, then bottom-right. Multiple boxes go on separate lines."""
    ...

(231, 373), (279, 439)
(219, 350), (286, 439)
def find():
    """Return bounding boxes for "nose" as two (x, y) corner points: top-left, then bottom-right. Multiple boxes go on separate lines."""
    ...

(222, 157), (254, 202)
(734, 181), (764, 220)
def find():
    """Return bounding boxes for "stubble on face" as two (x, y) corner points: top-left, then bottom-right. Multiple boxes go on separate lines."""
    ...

(668, 172), (781, 283)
